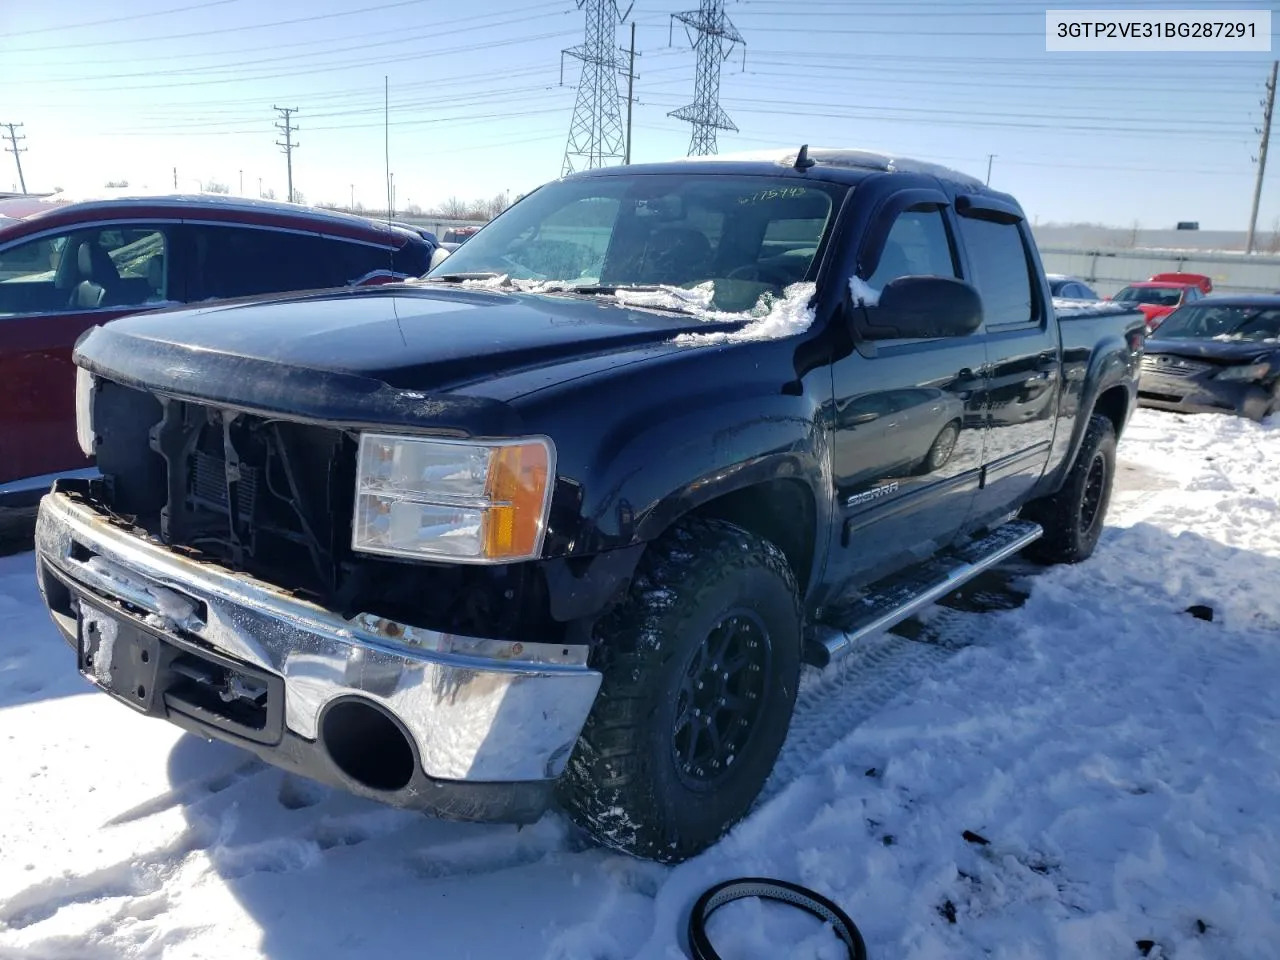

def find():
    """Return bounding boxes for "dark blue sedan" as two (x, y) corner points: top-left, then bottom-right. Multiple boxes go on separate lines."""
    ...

(1137, 295), (1280, 421)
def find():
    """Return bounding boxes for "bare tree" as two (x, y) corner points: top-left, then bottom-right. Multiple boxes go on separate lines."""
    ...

(291, 189), (306, 205)
(1267, 215), (1280, 255)
(204, 180), (230, 194)
(103, 179), (129, 188)
(262, 187), (277, 200)
(436, 196), (470, 219)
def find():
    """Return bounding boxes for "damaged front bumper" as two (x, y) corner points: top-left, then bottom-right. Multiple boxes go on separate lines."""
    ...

(35, 483), (602, 823)
(1137, 372), (1276, 420)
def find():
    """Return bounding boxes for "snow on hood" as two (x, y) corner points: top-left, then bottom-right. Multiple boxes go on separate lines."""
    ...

(456, 275), (599, 295)
(455, 276), (819, 345)
(620, 281), (818, 345)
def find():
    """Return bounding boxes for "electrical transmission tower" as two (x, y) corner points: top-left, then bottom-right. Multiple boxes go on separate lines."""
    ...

(3, 123), (28, 194)
(273, 106), (299, 203)
(668, 1), (744, 156)
(561, 1), (632, 177)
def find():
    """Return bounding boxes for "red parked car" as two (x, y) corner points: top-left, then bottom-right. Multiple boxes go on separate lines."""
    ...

(1110, 272), (1213, 331)
(0, 195), (438, 510)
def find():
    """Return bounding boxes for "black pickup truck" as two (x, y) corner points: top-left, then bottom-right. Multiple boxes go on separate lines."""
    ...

(35, 147), (1145, 862)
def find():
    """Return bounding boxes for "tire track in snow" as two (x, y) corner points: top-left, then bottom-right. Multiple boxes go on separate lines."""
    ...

(764, 632), (956, 801)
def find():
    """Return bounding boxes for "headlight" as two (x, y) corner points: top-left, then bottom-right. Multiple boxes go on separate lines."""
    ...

(352, 433), (555, 563)
(75, 367), (96, 457)
(1216, 362), (1272, 382)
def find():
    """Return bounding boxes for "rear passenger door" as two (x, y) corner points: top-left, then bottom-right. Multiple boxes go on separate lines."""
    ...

(954, 196), (1061, 528)
(179, 224), (400, 302)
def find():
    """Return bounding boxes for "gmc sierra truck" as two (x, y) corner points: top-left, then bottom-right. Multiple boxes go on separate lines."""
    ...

(35, 148), (1145, 862)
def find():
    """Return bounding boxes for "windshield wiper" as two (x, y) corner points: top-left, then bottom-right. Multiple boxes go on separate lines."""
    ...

(422, 272), (502, 283)
(565, 284), (660, 295)
(563, 284), (702, 316)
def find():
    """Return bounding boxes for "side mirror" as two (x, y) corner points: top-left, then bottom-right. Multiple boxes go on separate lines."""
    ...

(854, 275), (983, 341)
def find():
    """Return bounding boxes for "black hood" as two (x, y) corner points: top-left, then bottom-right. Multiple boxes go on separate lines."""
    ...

(1144, 336), (1279, 364)
(74, 285), (739, 431)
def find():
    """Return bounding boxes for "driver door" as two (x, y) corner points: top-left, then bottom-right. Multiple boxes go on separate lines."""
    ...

(825, 197), (988, 591)
(0, 222), (176, 485)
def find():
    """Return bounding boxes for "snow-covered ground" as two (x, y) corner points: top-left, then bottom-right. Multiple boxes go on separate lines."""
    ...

(2, 408), (1279, 960)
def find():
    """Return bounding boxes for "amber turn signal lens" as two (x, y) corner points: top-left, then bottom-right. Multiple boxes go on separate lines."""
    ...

(483, 441), (552, 560)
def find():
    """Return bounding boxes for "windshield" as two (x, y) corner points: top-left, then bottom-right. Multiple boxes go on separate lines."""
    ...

(426, 174), (844, 312)
(1113, 285), (1183, 306)
(1152, 304), (1280, 342)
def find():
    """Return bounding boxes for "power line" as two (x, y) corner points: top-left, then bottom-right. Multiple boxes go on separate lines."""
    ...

(14, 1), (564, 70)
(105, 84), (572, 134)
(632, 120), (1250, 176)
(669, 0), (744, 156)
(273, 106), (299, 204)
(0, 0), (249, 38)
(3, 123), (28, 195)
(639, 94), (1257, 140)
(1246, 61), (1278, 253)
(5, 0), (435, 54)
(31, 7), (572, 86)
(22, 29), (578, 95)
(561, 1), (632, 176)
(647, 90), (1255, 133)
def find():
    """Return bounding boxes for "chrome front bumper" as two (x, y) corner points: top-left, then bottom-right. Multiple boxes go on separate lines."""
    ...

(35, 488), (601, 787)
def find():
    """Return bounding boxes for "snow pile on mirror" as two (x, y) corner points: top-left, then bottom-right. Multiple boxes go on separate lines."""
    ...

(848, 276), (881, 307)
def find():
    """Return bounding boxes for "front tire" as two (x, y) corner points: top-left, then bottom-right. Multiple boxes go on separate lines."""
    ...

(557, 517), (801, 863)
(1022, 413), (1117, 564)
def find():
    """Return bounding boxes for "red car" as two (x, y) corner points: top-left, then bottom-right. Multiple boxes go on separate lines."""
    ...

(0, 195), (438, 509)
(1110, 272), (1213, 331)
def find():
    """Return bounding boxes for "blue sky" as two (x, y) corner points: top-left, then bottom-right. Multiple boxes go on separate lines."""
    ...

(0, 0), (1275, 229)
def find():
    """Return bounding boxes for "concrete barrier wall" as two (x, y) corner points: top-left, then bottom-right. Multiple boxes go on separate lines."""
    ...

(1037, 246), (1280, 297)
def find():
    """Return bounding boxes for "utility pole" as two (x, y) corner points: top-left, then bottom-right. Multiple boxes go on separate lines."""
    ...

(273, 105), (300, 203)
(173, 166), (178, 189)
(1246, 60), (1278, 254)
(2, 123), (27, 194)
(239, 169), (243, 194)
(257, 176), (262, 198)
(385, 76), (392, 222)
(350, 183), (355, 210)
(986, 154), (996, 186)
(622, 21), (640, 164)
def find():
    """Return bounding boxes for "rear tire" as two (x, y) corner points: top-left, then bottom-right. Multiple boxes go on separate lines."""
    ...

(1022, 414), (1116, 564)
(557, 517), (801, 863)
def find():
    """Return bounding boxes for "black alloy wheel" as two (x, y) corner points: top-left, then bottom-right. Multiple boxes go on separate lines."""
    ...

(673, 610), (771, 788)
